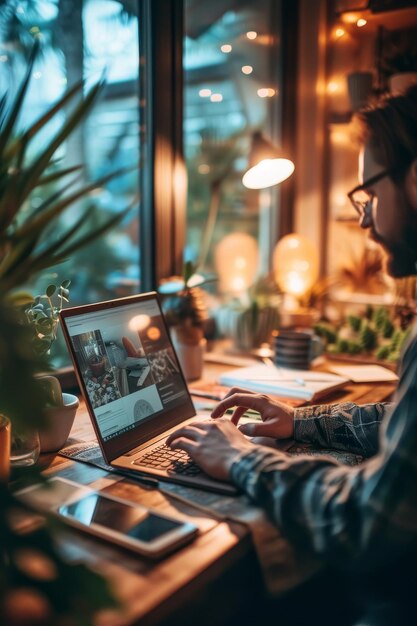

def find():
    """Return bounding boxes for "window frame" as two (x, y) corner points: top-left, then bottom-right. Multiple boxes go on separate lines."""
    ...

(140, 0), (186, 290)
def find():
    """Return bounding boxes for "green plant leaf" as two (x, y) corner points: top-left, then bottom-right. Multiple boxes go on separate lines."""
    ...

(18, 80), (104, 204)
(46, 284), (56, 297)
(37, 164), (84, 186)
(0, 42), (38, 157)
(13, 167), (130, 242)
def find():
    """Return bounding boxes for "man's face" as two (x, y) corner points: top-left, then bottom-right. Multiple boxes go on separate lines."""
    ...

(359, 146), (417, 277)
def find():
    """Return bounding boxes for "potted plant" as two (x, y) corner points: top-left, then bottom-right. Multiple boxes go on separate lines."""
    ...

(215, 275), (281, 352)
(0, 44), (131, 461)
(11, 281), (81, 456)
(0, 43), (128, 622)
(160, 261), (211, 380)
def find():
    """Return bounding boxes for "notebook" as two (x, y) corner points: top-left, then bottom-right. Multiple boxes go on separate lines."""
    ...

(60, 291), (237, 495)
(218, 364), (349, 402)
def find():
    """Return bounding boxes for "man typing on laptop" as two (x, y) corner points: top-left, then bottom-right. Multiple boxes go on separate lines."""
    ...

(167, 86), (417, 625)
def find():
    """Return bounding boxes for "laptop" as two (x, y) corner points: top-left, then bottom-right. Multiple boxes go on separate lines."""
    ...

(60, 291), (237, 495)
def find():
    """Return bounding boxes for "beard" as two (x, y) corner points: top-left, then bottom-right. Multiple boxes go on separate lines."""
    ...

(370, 226), (417, 278)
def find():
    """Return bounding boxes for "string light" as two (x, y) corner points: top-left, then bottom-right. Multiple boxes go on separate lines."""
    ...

(241, 65), (253, 75)
(356, 18), (367, 27)
(210, 93), (223, 102)
(220, 44), (232, 53)
(257, 88), (276, 98)
(335, 27), (345, 39)
(246, 31), (257, 40)
(199, 88), (211, 97)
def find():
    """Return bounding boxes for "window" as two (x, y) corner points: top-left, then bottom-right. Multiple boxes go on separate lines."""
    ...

(183, 0), (288, 295)
(0, 0), (142, 366)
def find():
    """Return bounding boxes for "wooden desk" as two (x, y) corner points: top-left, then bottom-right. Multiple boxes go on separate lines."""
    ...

(39, 358), (396, 626)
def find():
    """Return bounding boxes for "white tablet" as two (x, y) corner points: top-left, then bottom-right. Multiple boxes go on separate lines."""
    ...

(16, 477), (198, 559)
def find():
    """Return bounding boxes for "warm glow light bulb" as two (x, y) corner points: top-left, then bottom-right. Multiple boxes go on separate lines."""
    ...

(273, 234), (319, 298)
(356, 18), (367, 27)
(210, 93), (223, 102)
(335, 27), (345, 38)
(221, 44), (232, 53)
(242, 158), (295, 189)
(246, 31), (257, 40)
(241, 65), (253, 75)
(214, 233), (259, 295)
(199, 88), (211, 97)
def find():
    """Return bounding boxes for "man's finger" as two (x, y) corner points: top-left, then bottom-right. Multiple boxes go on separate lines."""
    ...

(222, 386), (256, 400)
(166, 424), (204, 445)
(169, 437), (199, 456)
(230, 406), (248, 425)
(211, 393), (267, 418)
(239, 419), (281, 438)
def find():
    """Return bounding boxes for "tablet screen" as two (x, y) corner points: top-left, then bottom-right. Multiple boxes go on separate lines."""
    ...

(58, 493), (181, 542)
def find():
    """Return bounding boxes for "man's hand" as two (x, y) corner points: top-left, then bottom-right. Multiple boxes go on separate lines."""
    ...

(211, 387), (295, 439)
(166, 418), (254, 481)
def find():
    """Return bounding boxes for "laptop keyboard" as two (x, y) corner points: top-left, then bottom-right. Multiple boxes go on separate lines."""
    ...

(134, 444), (202, 476)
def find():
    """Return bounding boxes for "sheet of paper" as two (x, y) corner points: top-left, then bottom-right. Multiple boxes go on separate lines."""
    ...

(327, 364), (398, 383)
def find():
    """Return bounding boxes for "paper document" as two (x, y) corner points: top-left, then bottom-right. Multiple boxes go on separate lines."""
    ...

(218, 364), (349, 401)
(327, 364), (398, 383)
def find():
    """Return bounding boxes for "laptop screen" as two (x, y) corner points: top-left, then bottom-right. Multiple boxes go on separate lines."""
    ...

(60, 292), (195, 461)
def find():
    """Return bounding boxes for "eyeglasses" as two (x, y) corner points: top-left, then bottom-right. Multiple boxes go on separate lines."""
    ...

(347, 170), (391, 219)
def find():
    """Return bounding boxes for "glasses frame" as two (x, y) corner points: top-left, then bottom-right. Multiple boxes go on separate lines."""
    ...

(347, 169), (391, 218)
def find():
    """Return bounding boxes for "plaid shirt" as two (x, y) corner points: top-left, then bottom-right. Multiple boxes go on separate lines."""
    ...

(231, 324), (417, 570)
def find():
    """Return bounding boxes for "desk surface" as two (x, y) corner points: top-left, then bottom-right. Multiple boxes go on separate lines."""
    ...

(40, 357), (396, 626)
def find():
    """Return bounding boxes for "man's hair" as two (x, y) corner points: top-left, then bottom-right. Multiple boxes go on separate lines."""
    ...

(357, 84), (417, 181)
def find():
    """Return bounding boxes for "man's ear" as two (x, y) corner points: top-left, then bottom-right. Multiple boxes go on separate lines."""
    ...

(406, 159), (417, 209)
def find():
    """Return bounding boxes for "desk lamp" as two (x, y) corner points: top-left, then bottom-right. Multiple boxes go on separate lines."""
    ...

(242, 131), (295, 189)
(273, 233), (319, 327)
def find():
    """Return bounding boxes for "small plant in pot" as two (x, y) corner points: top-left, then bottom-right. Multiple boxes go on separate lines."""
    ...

(160, 261), (212, 380)
(11, 280), (79, 457)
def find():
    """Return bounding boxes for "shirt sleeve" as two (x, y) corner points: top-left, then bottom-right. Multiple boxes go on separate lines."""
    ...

(230, 331), (417, 570)
(293, 401), (394, 457)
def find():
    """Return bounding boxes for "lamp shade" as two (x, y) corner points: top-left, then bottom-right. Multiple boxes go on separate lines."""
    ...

(273, 233), (319, 298)
(214, 232), (259, 295)
(242, 131), (295, 189)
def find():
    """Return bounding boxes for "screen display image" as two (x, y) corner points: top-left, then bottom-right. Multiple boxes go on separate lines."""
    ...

(58, 493), (182, 542)
(63, 298), (189, 441)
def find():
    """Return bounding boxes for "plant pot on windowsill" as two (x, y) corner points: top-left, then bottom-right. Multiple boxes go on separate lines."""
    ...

(170, 325), (207, 382)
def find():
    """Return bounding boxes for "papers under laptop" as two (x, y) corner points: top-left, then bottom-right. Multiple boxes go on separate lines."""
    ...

(60, 292), (237, 495)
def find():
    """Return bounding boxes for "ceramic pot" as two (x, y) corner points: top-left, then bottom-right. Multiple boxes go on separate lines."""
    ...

(39, 393), (79, 453)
